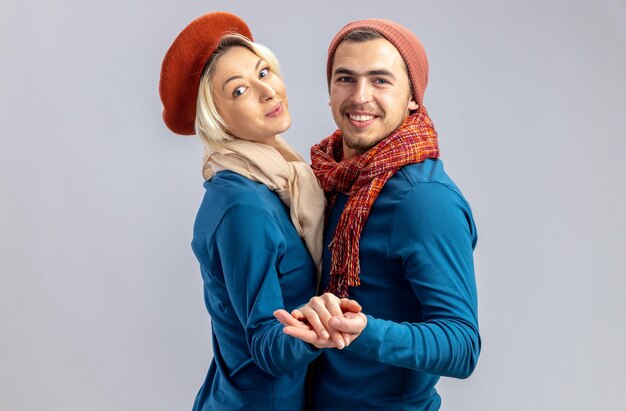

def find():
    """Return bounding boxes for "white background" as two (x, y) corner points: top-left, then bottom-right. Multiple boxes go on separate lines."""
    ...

(2, 1), (625, 410)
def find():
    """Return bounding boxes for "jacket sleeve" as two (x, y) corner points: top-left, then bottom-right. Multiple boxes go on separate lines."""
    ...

(345, 182), (481, 378)
(211, 204), (319, 376)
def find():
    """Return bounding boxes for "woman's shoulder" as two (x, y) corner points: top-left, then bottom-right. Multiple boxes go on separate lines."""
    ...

(204, 170), (277, 205)
(197, 170), (284, 224)
(193, 171), (284, 246)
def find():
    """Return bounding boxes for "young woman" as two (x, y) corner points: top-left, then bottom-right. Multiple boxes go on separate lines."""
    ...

(159, 12), (358, 411)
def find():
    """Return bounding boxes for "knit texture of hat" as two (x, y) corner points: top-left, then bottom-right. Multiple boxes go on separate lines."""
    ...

(326, 19), (429, 110)
(159, 12), (253, 135)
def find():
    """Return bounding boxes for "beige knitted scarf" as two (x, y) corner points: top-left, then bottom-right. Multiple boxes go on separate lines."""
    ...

(202, 136), (326, 272)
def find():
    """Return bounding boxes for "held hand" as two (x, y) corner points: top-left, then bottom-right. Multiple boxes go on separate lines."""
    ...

(274, 309), (348, 349)
(290, 293), (362, 349)
(328, 311), (368, 335)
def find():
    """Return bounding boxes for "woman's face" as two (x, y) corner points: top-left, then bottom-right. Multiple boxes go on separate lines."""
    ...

(210, 46), (290, 145)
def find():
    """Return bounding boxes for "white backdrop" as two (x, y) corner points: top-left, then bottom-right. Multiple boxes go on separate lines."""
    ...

(2, 1), (625, 410)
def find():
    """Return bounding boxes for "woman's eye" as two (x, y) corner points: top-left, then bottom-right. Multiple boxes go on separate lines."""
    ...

(259, 68), (270, 78)
(233, 86), (246, 97)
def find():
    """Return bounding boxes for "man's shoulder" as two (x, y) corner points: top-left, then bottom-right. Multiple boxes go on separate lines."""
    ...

(384, 159), (469, 208)
(380, 158), (455, 193)
(395, 158), (451, 185)
(386, 160), (477, 244)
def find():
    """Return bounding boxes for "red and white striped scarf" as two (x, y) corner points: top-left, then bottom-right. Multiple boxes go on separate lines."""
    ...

(310, 112), (440, 297)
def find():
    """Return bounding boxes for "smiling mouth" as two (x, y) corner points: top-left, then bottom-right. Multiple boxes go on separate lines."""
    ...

(345, 112), (378, 128)
(266, 102), (284, 117)
(348, 113), (376, 122)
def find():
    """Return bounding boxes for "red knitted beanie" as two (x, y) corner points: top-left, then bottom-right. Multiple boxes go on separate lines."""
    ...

(159, 12), (253, 135)
(326, 19), (429, 110)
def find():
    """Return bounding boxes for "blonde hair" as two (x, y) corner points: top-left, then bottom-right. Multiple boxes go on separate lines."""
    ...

(195, 34), (283, 149)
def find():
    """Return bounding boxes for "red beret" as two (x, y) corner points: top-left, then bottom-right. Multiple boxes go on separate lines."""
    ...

(159, 12), (253, 135)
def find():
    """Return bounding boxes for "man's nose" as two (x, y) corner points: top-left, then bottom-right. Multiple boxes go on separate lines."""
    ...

(351, 79), (372, 105)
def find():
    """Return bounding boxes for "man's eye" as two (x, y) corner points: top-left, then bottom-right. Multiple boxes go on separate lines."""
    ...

(233, 86), (246, 97)
(338, 77), (354, 83)
(374, 78), (390, 84)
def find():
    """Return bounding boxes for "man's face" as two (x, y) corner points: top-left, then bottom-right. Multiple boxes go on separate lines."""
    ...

(329, 38), (419, 159)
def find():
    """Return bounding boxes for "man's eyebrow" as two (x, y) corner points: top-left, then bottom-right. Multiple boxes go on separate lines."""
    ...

(366, 69), (396, 79)
(333, 68), (357, 77)
(222, 59), (263, 90)
(333, 67), (396, 79)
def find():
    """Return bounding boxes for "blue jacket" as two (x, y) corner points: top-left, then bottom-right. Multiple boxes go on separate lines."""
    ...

(312, 159), (481, 410)
(191, 171), (320, 411)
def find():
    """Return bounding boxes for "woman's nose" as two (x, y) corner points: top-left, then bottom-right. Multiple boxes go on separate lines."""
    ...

(257, 81), (276, 101)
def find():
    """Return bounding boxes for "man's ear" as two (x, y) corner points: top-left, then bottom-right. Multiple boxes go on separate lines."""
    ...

(408, 98), (419, 111)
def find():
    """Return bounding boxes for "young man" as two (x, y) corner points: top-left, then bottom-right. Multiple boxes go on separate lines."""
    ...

(276, 19), (480, 410)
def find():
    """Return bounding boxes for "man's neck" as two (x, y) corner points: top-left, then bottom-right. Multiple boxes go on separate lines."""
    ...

(342, 143), (360, 160)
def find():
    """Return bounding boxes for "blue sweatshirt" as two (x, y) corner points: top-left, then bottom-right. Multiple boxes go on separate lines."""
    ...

(312, 159), (480, 410)
(191, 171), (320, 411)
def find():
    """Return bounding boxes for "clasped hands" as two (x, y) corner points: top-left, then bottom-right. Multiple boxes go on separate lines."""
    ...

(274, 293), (367, 350)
